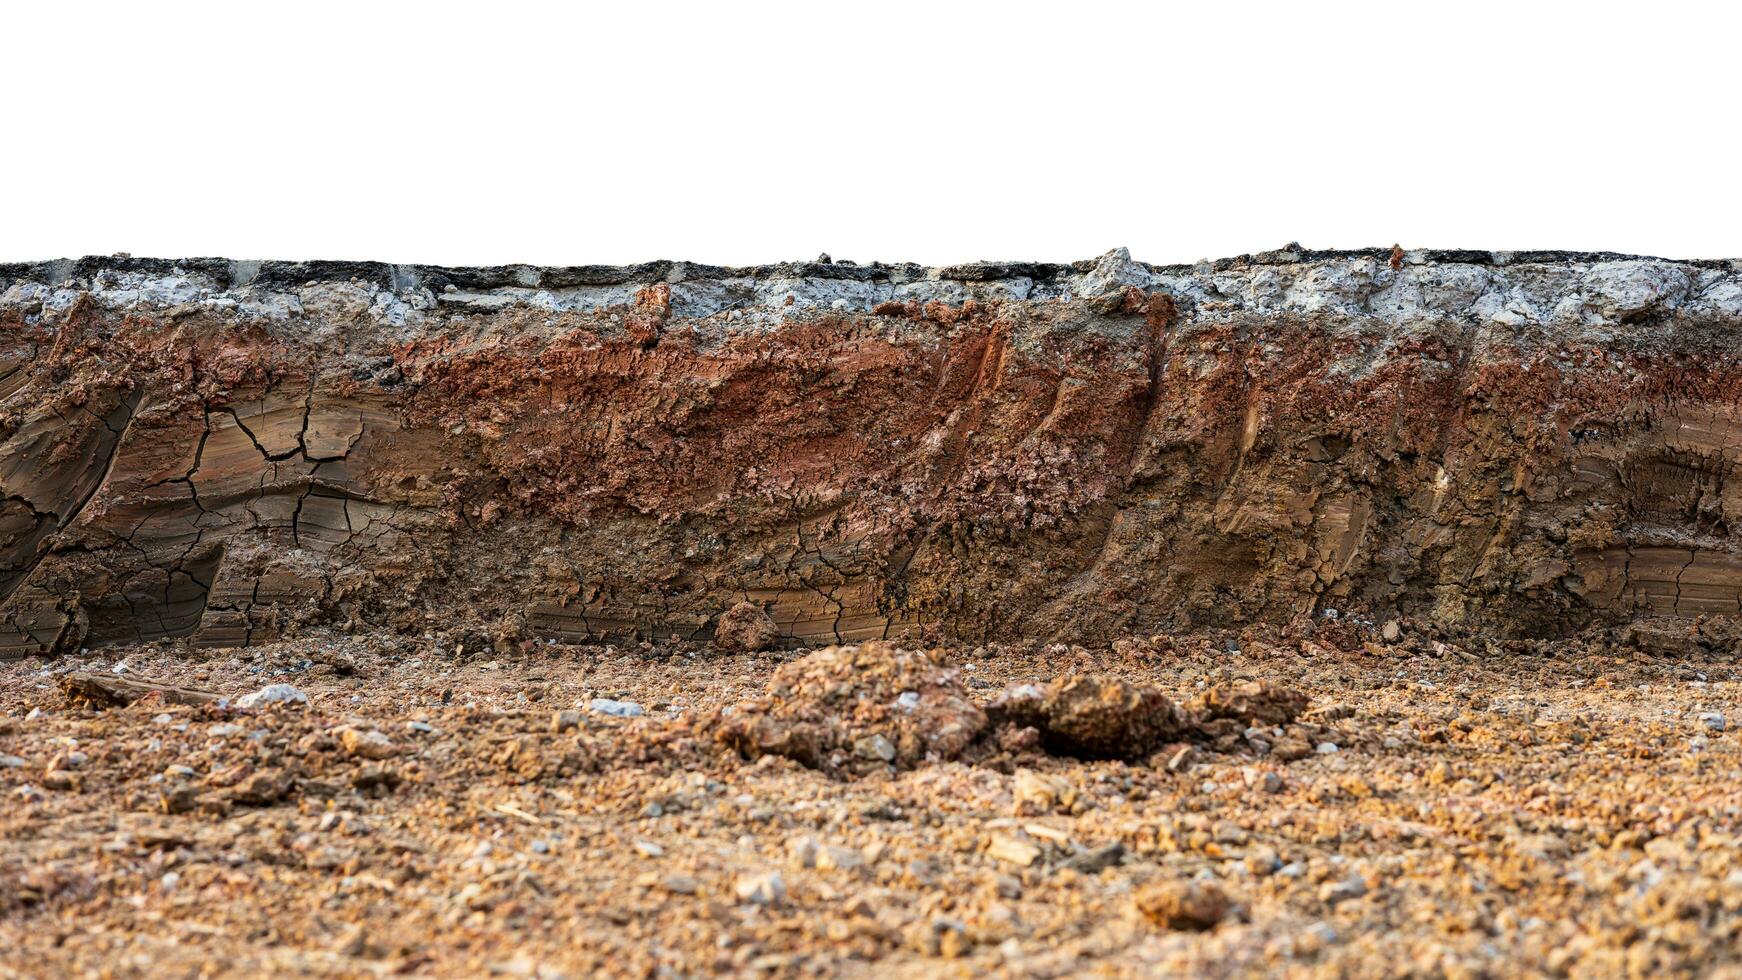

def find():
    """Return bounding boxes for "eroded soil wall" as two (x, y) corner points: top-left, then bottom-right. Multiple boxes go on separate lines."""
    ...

(2, 248), (1739, 656)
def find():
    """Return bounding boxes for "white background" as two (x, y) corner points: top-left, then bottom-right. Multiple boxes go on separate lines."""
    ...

(6, 1), (1737, 267)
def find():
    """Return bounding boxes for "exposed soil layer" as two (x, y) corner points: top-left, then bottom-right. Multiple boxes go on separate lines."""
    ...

(3, 249), (1742, 655)
(3, 626), (1741, 977)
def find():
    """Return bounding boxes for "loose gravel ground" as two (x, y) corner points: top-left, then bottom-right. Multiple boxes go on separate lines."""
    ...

(4, 625), (1742, 978)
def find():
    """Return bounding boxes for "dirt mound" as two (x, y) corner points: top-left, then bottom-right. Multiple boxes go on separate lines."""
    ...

(712, 642), (987, 775)
(715, 643), (1314, 771)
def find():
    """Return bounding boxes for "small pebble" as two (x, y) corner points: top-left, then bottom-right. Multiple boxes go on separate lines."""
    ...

(589, 698), (644, 718)
(661, 873), (699, 895)
(235, 684), (308, 709)
(1320, 874), (1368, 905)
(735, 871), (786, 905)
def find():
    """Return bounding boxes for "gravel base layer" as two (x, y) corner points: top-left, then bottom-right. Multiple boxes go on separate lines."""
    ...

(3, 627), (1741, 978)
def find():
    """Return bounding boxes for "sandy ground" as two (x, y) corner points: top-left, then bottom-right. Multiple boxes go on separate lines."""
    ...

(3, 625), (1742, 978)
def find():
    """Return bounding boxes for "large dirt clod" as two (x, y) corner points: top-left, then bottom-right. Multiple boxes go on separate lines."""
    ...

(1029, 675), (1193, 759)
(1189, 679), (1310, 727)
(984, 672), (1312, 759)
(712, 602), (780, 653)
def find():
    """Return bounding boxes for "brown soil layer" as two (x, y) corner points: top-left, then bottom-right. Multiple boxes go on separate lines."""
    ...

(3, 625), (1742, 978)
(4, 252), (1742, 655)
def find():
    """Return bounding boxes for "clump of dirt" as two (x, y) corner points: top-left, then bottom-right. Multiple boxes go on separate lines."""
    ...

(712, 602), (778, 653)
(1135, 879), (1233, 931)
(715, 643), (1313, 771)
(712, 642), (987, 775)
(986, 673), (1311, 761)
(1188, 678), (1310, 727)
(988, 675), (1191, 759)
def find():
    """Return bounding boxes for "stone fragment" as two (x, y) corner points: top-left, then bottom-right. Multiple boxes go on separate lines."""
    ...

(661, 874), (699, 895)
(853, 734), (895, 762)
(816, 845), (863, 872)
(1245, 846), (1282, 875)
(786, 836), (819, 868)
(47, 751), (87, 770)
(339, 728), (399, 760)
(1013, 768), (1073, 814)
(230, 769), (294, 806)
(235, 684), (309, 709)
(158, 785), (200, 814)
(987, 832), (1042, 867)
(1060, 842), (1125, 874)
(1135, 880), (1230, 930)
(734, 871), (786, 905)
(588, 699), (644, 718)
(1320, 874), (1367, 905)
